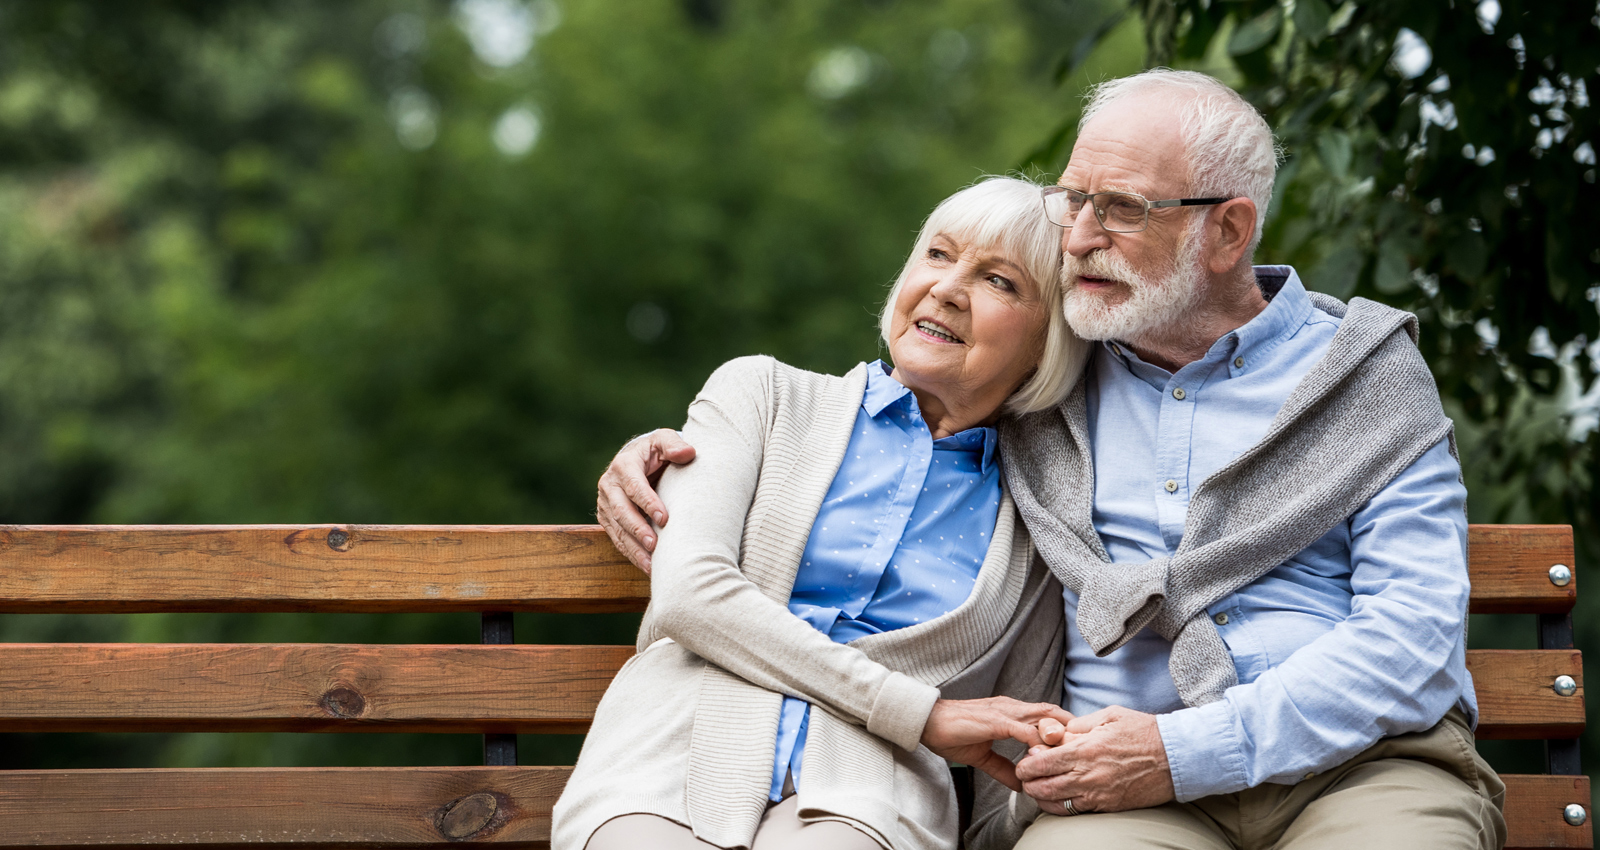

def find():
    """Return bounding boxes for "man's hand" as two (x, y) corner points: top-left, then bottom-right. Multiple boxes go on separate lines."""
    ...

(1014, 705), (1175, 814)
(595, 429), (697, 574)
(920, 697), (1075, 792)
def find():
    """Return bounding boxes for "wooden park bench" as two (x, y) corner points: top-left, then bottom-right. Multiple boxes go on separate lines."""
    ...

(0, 523), (1589, 848)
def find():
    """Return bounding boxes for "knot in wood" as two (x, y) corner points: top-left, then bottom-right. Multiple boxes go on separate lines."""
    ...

(326, 528), (352, 551)
(318, 686), (366, 718)
(438, 792), (501, 840)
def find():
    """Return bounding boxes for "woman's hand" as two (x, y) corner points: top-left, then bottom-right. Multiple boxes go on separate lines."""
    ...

(919, 697), (1075, 792)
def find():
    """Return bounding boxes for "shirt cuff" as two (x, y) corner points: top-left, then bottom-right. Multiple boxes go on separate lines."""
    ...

(1157, 700), (1250, 801)
(865, 671), (941, 752)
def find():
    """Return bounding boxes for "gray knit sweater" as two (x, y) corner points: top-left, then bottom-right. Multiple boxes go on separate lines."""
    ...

(998, 293), (1456, 707)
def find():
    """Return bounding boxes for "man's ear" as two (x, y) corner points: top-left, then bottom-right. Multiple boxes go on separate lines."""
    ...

(1205, 198), (1257, 274)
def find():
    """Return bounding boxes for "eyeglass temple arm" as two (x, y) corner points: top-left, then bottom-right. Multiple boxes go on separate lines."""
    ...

(1148, 197), (1232, 208)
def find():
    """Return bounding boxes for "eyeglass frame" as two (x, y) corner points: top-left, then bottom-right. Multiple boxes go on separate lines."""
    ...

(1041, 186), (1233, 233)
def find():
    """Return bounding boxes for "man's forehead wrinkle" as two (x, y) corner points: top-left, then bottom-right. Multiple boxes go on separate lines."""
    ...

(1063, 134), (1189, 198)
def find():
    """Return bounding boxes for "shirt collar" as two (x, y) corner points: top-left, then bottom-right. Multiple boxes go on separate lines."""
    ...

(1226, 265), (1313, 363)
(865, 360), (999, 474)
(1097, 264), (1314, 373)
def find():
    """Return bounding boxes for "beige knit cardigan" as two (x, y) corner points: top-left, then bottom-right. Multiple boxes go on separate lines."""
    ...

(551, 356), (1065, 850)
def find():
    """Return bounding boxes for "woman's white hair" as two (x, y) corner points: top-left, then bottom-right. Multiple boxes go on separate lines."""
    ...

(878, 176), (1090, 415)
(1081, 69), (1279, 253)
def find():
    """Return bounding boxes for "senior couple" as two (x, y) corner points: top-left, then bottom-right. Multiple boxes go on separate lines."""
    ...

(552, 69), (1507, 850)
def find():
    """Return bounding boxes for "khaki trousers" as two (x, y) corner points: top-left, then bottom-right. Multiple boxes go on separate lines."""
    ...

(585, 795), (885, 850)
(1015, 710), (1506, 850)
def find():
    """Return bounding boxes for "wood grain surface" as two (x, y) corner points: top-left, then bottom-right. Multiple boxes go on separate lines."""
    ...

(0, 524), (1575, 614)
(0, 525), (648, 613)
(0, 644), (633, 733)
(1470, 650), (1586, 739)
(0, 766), (569, 847)
(0, 769), (1585, 848)
(1504, 774), (1594, 849)
(1, 643), (1578, 739)
(1468, 525), (1576, 614)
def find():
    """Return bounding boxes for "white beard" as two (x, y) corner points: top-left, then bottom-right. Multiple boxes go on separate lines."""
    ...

(1061, 223), (1207, 344)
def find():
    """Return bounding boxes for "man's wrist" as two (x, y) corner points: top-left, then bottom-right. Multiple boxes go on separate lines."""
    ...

(1156, 701), (1247, 801)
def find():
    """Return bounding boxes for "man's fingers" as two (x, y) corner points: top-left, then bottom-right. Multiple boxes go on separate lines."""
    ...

(1036, 799), (1072, 817)
(600, 473), (659, 549)
(649, 428), (697, 465)
(1065, 707), (1114, 734)
(595, 496), (654, 574)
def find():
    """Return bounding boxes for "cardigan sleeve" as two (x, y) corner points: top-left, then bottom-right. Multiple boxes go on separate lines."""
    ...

(647, 357), (941, 752)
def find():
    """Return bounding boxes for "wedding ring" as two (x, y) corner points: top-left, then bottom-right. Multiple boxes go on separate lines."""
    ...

(1062, 798), (1080, 816)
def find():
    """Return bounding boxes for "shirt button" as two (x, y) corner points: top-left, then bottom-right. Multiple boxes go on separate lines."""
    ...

(1304, 771), (1316, 780)
(1164, 479), (1178, 493)
(1213, 612), (1229, 625)
(1111, 343), (1123, 356)
(1172, 388), (1186, 400)
(1233, 356), (1245, 369)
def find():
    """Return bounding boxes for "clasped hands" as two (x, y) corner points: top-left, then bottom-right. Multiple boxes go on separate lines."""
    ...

(924, 700), (1176, 815)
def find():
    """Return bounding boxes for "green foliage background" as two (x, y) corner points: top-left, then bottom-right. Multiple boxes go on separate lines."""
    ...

(0, 0), (1595, 803)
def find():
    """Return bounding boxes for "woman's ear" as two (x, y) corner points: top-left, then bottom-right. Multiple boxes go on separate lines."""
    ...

(1206, 198), (1257, 274)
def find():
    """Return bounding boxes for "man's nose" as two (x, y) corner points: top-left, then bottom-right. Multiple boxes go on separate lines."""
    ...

(1063, 204), (1111, 258)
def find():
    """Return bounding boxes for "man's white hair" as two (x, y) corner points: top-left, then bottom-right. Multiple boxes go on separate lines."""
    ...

(1080, 69), (1279, 253)
(879, 176), (1090, 415)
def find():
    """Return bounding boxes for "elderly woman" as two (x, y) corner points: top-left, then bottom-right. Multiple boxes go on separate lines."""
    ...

(553, 177), (1089, 850)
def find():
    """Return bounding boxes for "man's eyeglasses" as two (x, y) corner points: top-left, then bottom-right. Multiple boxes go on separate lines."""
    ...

(1041, 187), (1232, 233)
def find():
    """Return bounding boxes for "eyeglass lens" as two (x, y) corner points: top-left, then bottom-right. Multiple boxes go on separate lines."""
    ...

(1048, 191), (1147, 232)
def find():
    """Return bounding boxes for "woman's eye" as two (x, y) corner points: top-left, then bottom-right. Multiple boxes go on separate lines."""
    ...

(927, 248), (951, 261)
(987, 274), (1016, 291)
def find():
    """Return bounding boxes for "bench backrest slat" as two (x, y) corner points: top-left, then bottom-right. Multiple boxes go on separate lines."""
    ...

(0, 524), (1572, 613)
(0, 643), (631, 734)
(0, 644), (1577, 741)
(0, 525), (649, 613)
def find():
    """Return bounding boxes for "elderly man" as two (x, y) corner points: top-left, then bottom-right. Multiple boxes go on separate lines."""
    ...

(596, 69), (1505, 850)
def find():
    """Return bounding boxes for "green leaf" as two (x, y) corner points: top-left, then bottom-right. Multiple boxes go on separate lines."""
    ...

(1374, 237), (1412, 294)
(1291, 0), (1332, 44)
(1316, 130), (1352, 179)
(1227, 6), (1283, 56)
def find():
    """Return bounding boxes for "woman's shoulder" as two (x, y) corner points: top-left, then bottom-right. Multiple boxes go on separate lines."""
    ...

(697, 355), (868, 409)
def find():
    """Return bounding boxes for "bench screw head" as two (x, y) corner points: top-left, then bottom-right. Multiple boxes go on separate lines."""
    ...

(1550, 564), (1572, 587)
(1565, 804), (1587, 826)
(1554, 675), (1578, 697)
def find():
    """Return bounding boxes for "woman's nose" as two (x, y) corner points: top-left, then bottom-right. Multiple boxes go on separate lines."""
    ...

(928, 269), (973, 307)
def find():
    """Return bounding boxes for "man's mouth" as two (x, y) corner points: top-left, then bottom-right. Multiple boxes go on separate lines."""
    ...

(1076, 275), (1119, 288)
(915, 319), (964, 343)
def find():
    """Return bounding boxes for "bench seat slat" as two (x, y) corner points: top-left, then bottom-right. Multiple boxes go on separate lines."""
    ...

(0, 525), (649, 614)
(0, 769), (1583, 849)
(0, 644), (631, 734)
(1503, 774), (1594, 849)
(0, 766), (566, 847)
(0, 524), (1573, 614)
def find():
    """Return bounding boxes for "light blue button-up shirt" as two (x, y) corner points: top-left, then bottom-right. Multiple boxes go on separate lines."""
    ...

(769, 360), (1002, 800)
(1069, 266), (1476, 801)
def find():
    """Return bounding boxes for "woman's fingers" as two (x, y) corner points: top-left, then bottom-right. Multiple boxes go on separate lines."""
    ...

(1038, 717), (1066, 746)
(967, 745), (1023, 792)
